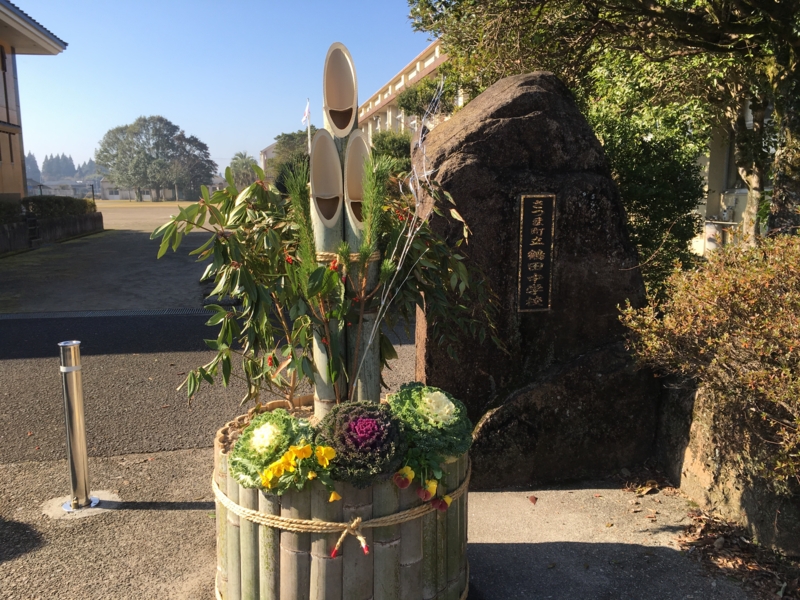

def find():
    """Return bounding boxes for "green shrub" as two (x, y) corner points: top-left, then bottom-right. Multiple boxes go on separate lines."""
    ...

(0, 199), (21, 225)
(621, 237), (800, 493)
(21, 195), (96, 219)
(372, 130), (412, 173)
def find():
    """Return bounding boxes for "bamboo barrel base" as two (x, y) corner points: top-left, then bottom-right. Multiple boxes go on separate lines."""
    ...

(213, 415), (470, 600)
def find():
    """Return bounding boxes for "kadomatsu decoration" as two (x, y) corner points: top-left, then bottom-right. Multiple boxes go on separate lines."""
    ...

(157, 41), (490, 600)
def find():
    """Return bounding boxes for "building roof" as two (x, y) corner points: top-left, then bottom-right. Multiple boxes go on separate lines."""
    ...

(0, 1), (67, 55)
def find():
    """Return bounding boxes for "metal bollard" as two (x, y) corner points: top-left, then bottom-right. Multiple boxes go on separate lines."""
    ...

(58, 341), (98, 511)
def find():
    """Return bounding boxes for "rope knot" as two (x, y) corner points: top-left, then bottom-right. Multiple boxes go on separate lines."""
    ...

(331, 516), (369, 558)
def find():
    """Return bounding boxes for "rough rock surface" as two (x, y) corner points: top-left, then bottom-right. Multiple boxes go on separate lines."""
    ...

(658, 385), (800, 556)
(412, 72), (659, 487)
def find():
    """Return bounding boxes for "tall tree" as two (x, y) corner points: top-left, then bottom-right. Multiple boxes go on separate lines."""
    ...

(95, 116), (216, 201)
(410, 0), (800, 234)
(228, 151), (258, 188)
(264, 126), (317, 180)
(25, 152), (41, 181)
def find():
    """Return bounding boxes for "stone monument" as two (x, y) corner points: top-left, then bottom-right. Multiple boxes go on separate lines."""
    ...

(413, 72), (662, 488)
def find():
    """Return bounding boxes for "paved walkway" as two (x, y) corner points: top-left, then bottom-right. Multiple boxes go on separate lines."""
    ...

(0, 202), (755, 598)
(0, 201), (207, 313)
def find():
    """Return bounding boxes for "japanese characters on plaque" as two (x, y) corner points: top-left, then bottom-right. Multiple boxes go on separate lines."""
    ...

(517, 194), (555, 312)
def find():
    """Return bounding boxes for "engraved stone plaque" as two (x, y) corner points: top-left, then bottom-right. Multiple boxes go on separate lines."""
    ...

(517, 194), (555, 311)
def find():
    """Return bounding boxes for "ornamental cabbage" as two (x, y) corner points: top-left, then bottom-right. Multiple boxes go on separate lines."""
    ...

(388, 383), (472, 463)
(315, 402), (407, 488)
(229, 409), (313, 488)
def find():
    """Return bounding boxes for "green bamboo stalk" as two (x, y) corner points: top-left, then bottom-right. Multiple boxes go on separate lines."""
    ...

(436, 496), (447, 596)
(398, 484), (422, 600)
(215, 444), (229, 597)
(342, 483), (373, 600)
(458, 454), (468, 594)
(310, 481), (343, 600)
(259, 491), (280, 600)
(239, 486), (259, 599)
(280, 488), (311, 600)
(309, 128), (345, 421)
(421, 508), (438, 600)
(372, 479), (400, 600)
(227, 469), (242, 600)
(442, 460), (460, 600)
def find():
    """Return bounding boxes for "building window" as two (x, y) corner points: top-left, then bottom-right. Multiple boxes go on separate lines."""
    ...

(109, 188), (119, 196)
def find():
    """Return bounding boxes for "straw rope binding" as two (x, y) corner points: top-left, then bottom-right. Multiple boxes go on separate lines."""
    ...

(213, 460), (471, 545)
(316, 250), (381, 264)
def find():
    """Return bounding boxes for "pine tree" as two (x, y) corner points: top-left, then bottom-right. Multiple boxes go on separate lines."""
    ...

(25, 152), (41, 181)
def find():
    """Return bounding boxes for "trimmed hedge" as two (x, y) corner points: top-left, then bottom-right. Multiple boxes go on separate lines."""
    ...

(0, 199), (21, 225)
(22, 195), (96, 220)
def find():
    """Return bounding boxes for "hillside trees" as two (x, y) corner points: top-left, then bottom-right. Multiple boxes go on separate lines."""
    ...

(41, 153), (76, 181)
(264, 126), (317, 181)
(95, 116), (216, 201)
(25, 152), (40, 181)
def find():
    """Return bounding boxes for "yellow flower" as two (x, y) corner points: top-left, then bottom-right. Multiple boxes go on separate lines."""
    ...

(329, 491), (342, 503)
(290, 444), (313, 460)
(260, 469), (274, 489)
(316, 446), (336, 468)
(281, 451), (297, 471)
(425, 479), (438, 497)
(398, 466), (415, 483)
(442, 495), (453, 507)
(307, 471), (317, 480)
(269, 461), (286, 478)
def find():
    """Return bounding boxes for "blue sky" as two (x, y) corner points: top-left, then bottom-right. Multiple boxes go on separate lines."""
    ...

(16, 0), (432, 170)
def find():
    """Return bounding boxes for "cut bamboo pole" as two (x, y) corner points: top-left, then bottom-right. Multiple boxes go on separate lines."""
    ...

(215, 440), (229, 597)
(259, 491), (280, 600)
(310, 482), (343, 600)
(322, 43), (358, 139)
(240, 486), (260, 599)
(280, 488), (311, 600)
(309, 129), (345, 421)
(421, 506), (438, 599)
(342, 483), (373, 600)
(458, 454), (468, 594)
(373, 479), (400, 600)
(398, 484), (423, 600)
(435, 490), (447, 597)
(442, 460), (461, 600)
(227, 469), (242, 600)
(343, 131), (380, 403)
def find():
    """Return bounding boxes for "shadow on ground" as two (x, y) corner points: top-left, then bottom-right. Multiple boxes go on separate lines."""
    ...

(0, 517), (43, 563)
(0, 314), (211, 359)
(468, 542), (745, 599)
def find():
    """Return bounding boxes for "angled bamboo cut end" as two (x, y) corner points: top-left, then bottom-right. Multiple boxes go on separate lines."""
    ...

(323, 42), (358, 138)
(310, 129), (344, 235)
(344, 130), (370, 234)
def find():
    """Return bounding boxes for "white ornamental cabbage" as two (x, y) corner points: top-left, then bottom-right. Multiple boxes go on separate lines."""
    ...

(251, 422), (281, 455)
(420, 390), (457, 426)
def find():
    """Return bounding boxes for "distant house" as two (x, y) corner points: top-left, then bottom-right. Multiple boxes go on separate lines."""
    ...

(99, 176), (225, 201)
(0, 1), (66, 200)
(259, 142), (277, 180)
(26, 177), (51, 196)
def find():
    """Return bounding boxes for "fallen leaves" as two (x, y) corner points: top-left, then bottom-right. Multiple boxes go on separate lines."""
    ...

(528, 495), (538, 505)
(679, 510), (800, 599)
